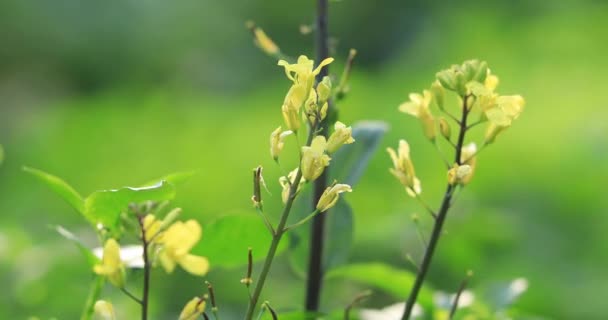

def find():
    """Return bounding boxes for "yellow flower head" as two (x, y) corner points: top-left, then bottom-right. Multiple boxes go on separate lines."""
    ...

(270, 126), (293, 161)
(179, 297), (206, 320)
(399, 90), (436, 141)
(278, 55), (334, 89)
(158, 220), (209, 276)
(279, 168), (306, 204)
(94, 300), (116, 320)
(326, 121), (355, 154)
(485, 95), (525, 127)
(387, 140), (421, 197)
(447, 163), (473, 185)
(301, 136), (331, 181)
(93, 239), (125, 288)
(316, 183), (352, 212)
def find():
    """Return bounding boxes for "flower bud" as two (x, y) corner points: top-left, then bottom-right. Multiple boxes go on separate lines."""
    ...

(93, 238), (126, 288)
(484, 123), (507, 145)
(301, 136), (331, 181)
(246, 21), (280, 56)
(317, 76), (332, 103)
(270, 126), (292, 161)
(142, 214), (161, 242)
(439, 117), (451, 141)
(326, 121), (355, 154)
(430, 80), (445, 110)
(179, 297), (206, 320)
(316, 183), (352, 212)
(447, 164), (473, 185)
(94, 300), (116, 320)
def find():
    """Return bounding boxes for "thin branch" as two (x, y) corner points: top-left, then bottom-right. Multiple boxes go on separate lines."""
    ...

(284, 209), (321, 232)
(449, 271), (473, 320)
(401, 95), (471, 320)
(344, 290), (372, 320)
(137, 215), (151, 320)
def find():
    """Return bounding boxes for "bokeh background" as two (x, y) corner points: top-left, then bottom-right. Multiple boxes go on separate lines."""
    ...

(1, 0), (607, 318)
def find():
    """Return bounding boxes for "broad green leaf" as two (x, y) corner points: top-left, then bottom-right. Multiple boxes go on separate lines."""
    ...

(330, 121), (388, 187)
(326, 262), (434, 308)
(84, 180), (175, 229)
(193, 214), (287, 269)
(53, 225), (99, 267)
(24, 166), (85, 214)
(142, 170), (198, 186)
(289, 196), (353, 277)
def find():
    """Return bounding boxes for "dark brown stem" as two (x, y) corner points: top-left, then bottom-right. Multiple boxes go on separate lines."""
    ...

(306, 0), (331, 312)
(401, 96), (470, 320)
(449, 271), (472, 319)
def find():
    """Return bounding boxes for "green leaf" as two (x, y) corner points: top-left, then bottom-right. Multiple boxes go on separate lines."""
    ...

(192, 214), (287, 269)
(53, 225), (99, 267)
(288, 196), (353, 276)
(23, 166), (85, 214)
(331, 121), (388, 187)
(326, 262), (434, 307)
(84, 180), (176, 229)
(142, 170), (198, 186)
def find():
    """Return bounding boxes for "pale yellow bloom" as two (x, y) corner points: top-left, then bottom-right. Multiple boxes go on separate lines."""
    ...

(484, 123), (507, 145)
(94, 300), (116, 320)
(270, 126), (293, 160)
(158, 220), (209, 276)
(484, 95), (525, 127)
(387, 140), (421, 197)
(179, 297), (206, 320)
(93, 239), (125, 288)
(447, 164), (473, 185)
(399, 90), (436, 141)
(279, 168), (306, 203)
(301, 136), (331, 181)
(326, 121), (355, 153)
(316, 76), (332, 103)
(278, 55), (334, 89)
(485, 71), (499, 91)
(316, 183), (352, 212)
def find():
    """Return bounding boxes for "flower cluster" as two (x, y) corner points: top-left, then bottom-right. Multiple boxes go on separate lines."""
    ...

(391, 59), (525, 192)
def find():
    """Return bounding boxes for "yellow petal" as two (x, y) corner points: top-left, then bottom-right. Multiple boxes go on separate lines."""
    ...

(178, 254), (210, 276)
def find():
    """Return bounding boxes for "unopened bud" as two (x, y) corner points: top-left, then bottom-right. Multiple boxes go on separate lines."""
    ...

(317, 76), (332, 103)
(447, 164), (473, 185)
(94, 300), (116, 320)
(316, 182), (352, 212)
(439, 117), (451, 141)
(179, 297), (206, 320)
(430, 80), (445, 110)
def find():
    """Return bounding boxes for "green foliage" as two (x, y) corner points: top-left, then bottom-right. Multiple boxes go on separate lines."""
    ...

(192, 214), (287, 268)
(23, 166), (86, 214)
(327, 262), (434, 308)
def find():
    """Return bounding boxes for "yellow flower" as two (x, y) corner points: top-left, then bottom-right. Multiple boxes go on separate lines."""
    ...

(326, 121), (355, 154)
(316, 183), (352, 212)
(94, 300), (116, 320)
(281, 84), (307, 131)
(278, 55), (334, 90)
(399, 90), (436, 141)
(158, 220), (209, 276)
(301, 136), (331, 181)
(485, 70), (499, 91)
(179, 297), (206, 320)
(253, 28), (279, 56)
(270, 126), (293, 161)
(316, 76), (332, 103)
(387, 140), (421, 197)
(447, 164), (473, 185)
(484, 95), (525, 127)
(279, 168), (306, 203)
(93, 239), (125, 288)
(459, 143), (477, 184)
(142, 214), (161, 242)
(484, 123), (508, 145)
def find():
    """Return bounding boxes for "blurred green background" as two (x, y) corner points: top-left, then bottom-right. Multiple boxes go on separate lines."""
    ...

(1, 0), (607, 318)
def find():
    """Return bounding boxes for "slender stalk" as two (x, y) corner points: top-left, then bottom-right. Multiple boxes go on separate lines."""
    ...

(138, 216), (151, 320)
(80, 276), (105, 320)
(306, 0), (331, 311)
(244, 129), (316, 320)
(449, 271), (472, 320)
(401, 96), (470, 320)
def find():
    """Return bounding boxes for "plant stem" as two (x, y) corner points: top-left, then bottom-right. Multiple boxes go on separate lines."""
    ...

(306, 0), (330, 311)
(244, 129), (316, 320)
(138, 216), (151, 320)
(401, 96), (470, 320)
(80, 276), (104, 320)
